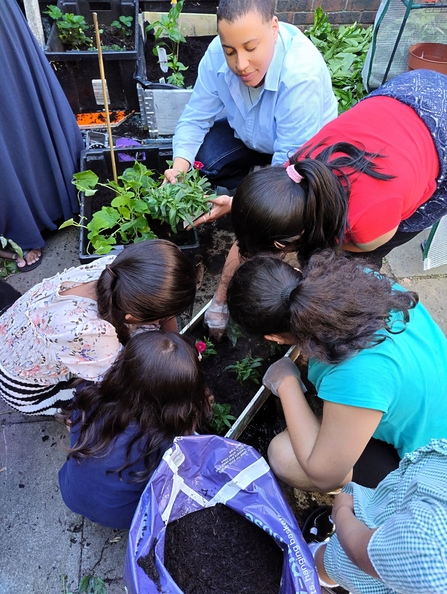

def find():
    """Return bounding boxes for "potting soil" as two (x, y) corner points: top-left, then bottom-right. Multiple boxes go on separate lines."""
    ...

(138, 503), (283, 594)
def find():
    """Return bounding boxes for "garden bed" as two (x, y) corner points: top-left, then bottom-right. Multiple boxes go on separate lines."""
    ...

(44, 0), (144, 113)
(77, 144), (202, 263)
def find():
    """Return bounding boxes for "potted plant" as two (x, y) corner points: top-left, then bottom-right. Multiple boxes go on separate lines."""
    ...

(137, 0), (216, 135)
(66, 146), (216, 263)
(44, 0), (145, 114)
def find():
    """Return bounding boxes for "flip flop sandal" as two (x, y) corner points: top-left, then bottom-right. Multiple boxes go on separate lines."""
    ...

(17, 249), (43, 272)
(302, 505), (335, 543)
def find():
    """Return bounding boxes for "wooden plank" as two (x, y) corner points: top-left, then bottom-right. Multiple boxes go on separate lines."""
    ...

(143, 12), (217, 37)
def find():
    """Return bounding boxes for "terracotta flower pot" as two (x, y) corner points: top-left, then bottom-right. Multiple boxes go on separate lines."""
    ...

(408, 43), (447, 75)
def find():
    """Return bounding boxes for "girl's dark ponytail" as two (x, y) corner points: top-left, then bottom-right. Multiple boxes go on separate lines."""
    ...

(96, 240), (197, 345)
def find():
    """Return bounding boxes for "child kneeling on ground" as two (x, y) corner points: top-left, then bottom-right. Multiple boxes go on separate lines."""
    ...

(312, 438), (447, 593)
(58, 331), (212, 529)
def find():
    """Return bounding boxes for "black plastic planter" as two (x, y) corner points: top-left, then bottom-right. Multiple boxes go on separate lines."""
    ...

(78, 143), (200, 264)
(44, 0), (144, 114)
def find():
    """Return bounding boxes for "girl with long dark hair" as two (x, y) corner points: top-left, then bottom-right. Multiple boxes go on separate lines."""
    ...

(58, 331), (212, 529)
(226, 250), (447, 491)
(0, 240), (197, 415)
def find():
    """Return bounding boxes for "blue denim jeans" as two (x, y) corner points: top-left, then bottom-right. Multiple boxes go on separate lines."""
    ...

(195, 118), (273, 190)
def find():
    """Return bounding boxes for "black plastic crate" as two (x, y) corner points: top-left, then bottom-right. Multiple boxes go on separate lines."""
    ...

(45, 0), (144, 113)
(78, 143), (200, 264)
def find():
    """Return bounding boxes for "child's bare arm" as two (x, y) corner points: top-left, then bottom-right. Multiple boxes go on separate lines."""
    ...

(332, 493), (380, 578)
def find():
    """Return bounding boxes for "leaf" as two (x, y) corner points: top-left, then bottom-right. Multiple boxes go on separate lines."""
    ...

(78, 575), (108, 594)
(72, 170), (99, 195)
(59, 218), (76, 229)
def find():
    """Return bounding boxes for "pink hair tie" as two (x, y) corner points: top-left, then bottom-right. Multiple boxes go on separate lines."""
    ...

(286, 164), (303, 184)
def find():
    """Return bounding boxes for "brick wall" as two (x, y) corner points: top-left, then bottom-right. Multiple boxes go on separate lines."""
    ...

(140, 1), (380, 25)
(276, 0), (381, 27)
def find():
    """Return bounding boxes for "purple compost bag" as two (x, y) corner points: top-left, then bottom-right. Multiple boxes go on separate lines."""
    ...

(123, 434), (320, 594)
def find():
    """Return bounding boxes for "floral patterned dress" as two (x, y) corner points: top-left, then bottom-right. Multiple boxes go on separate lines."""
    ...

(0, 257), (120, 415)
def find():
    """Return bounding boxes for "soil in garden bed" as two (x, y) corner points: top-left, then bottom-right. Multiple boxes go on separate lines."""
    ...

(144, 34), (214, 87)
(63, 25), (135, 52)
(189, 323), (289, 422)
(138, 503), (283, 594)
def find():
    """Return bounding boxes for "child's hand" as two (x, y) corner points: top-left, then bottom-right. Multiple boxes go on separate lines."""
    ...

(332, 492), (354, 524)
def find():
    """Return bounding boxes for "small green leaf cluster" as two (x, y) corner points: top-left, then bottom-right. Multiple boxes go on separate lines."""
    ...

(225, 319), (245, 348)
(144, 166), (216, 232)
(304, 7), (372, 113)
(45, 5), (91, 49)
(225, 356), (263, 385)
(111, 15), (133, 37)
(0, 236), (23, 278)
(146, 0), (188, 87)
(71, 161), (216, 255)
(209, 403), (236, 434)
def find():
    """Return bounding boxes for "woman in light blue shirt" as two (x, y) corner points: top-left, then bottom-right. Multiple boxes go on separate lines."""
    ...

(164, 0), (337, 190)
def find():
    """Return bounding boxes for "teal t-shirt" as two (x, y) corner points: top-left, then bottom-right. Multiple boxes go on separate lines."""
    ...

(308, 292), (447, 458)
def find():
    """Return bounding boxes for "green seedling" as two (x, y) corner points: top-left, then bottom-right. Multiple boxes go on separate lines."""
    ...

(148, 165), (216, 232)
(111, 15), (134, 37)
(225, 319), (245, 348)
(45, 5), (91, 49)
(209, 403), (236, 435)
(304, 7), (372, 113)
(146, 0), (188, 87)
(226, 356), (263, 385)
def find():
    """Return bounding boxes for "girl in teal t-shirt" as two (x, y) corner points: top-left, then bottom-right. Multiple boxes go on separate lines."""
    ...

(226, 250), (447, 492)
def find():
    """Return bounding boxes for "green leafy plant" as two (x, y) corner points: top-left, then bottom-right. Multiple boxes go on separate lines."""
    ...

(304, 7), (372, 113)
(62, 573), (107, 594)
(145, 165), (216, 232)
(209, 402), (236, 434)
(65, 160), (216, 255)
(45, 5), (91, 49)
(0, 236), (23, 278)
(146, 0), (188, 87)
(111, 15), (133, 37)
(226, 356), (263, 385)
(225, 319), (245, 348)
(195, 337), (217, 360)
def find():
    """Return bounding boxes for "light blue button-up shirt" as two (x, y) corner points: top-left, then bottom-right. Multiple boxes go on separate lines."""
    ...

(173, 23), (338, 166)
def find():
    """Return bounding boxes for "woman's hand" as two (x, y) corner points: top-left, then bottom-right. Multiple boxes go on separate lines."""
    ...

(186, 195), (233, 230)
(163, 157), (190, 184)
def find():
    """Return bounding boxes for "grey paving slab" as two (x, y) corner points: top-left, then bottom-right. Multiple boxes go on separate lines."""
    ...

(385, 228), (447, 278)
(7, 226), (80, 295)
(0, 414), (128, 594)
(0, 418), (80, 594)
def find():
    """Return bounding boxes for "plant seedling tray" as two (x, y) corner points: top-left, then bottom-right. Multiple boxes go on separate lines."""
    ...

(78, 143), (200, 264)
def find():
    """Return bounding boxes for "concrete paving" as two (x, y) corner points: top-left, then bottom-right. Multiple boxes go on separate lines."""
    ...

(1, 225), (447, 593)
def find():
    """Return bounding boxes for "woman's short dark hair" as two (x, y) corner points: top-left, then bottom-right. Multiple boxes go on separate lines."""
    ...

(227, 250), (418, 364)
(66, 331), (212, 481)
(217, 0), (275, 23)
(96, 239), (196, 344)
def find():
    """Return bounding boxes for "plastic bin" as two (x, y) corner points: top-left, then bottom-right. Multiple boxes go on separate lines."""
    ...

(44, 0), (144, 113)
(78, 143), (200, 264)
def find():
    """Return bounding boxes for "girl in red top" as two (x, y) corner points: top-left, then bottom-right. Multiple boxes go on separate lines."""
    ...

(231, 69), (446, 268)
